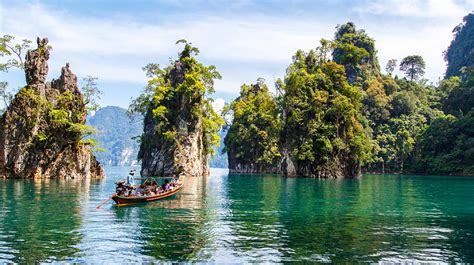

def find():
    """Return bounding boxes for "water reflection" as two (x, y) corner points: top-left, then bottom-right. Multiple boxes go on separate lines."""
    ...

(220, 174), (474, 262)
(89, 171), (222, 262)
(223, 174), (290, 262)
(0, 170), (473, 262)
(0, 178), (89, 263)
(133, 174), (217, 261)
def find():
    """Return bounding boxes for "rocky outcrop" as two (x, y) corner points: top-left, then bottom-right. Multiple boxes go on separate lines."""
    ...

(228, 159), (281, 174)
(139, 104), (209, 178)
(280, 148), (361, 178)
(0, 37), (104, 179)
(139, 45), (213, 178)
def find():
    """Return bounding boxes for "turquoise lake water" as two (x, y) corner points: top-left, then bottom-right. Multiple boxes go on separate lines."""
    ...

(0, 167), (473, 263)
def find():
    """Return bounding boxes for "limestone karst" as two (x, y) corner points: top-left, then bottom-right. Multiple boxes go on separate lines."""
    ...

(0, 37), (104, 179)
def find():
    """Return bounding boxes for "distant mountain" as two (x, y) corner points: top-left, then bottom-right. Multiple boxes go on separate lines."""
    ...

(87, 106), (142, 167)
(88, 106), (228, 168)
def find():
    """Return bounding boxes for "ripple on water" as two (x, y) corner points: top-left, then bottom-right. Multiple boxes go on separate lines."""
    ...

(1, 170), (474, 262)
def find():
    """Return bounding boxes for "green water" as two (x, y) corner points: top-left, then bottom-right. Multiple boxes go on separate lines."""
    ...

(0, 167), (473, 263)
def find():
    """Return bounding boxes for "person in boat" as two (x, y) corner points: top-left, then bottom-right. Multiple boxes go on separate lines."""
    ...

(126, 184), (133, 196)
(161, 179), (170, 192)
(170, 175), (177, 187)
(115, 181), (126, 196)
(144, 184), (151, 196)
(150, 180), (159, 194)
(126, 169), (136, 185)
(135, 184), (145, 196)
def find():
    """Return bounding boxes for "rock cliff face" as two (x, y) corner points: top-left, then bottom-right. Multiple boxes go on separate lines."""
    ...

(139, 100), (209, 178)
(138, 46), (215, 178)
(0, 37), (104, 179)
(228, 156), (281, 174)
(280, 148), (361, 178)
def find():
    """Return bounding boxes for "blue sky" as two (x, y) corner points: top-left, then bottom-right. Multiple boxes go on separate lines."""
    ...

(1, 0), (473, 110)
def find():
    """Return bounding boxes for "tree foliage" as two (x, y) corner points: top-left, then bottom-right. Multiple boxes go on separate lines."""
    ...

(362, 79), (391, 125)
(360, 14), (473, 175)
(0, 34), (32, 71)
(414, 40), (474, 174)
(281, 46), (371, 174)
(332, 22), (380, 84)
(13, 86), (96, 148)
(445, 12), (474, 79)
(223, 79), (282, 167)
(0, 35), (32, 111)
(414, 112), (474, 174)
(221, 21), (473, 176)
(399, 55), (426, 81)
(131, 40), (223, 157)
(385, 59), (397, 75)
(1, 35), (99, 154)
(80, 76), (103, 113)
(443, 79), (474, 116)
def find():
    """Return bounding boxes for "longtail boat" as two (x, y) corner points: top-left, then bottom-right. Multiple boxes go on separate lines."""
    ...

(111, 176), (184, 206)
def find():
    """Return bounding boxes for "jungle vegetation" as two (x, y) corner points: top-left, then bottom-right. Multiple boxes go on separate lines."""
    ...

(2, 12), (473, 175)
(0, 36), (102, 149)
(225, 14), (474, 175)
(223, 79), (282, 169)
(129, 40), (223, 160)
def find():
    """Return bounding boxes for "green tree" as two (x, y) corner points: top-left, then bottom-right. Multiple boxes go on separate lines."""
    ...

(394, 128), (414, 172)
(281, 44), (371, 177)
(438, 76), (461, 101)
(399, 55), (426, 81)
(372, 124), (397, 173)
(363, 79), (391, 125)
(0, 34), (31, 71)
(335, 43), (370, 67)
(390, 91), (417, 117)
(363, 71), (442, 173)
(385, 59), (397, 75)
(443, 83), (474, 116)
(80, 76), (103, 113)
(131, 40), (223, 158)
(390, 114), (426, 172)
(414, 112), (474, 174)
(0, 81), (12, 111)
(332, 22), (380, 84)
(382, 75), (400, 95)
(0, 35), (32, 110)
(224, 79), (282, 168)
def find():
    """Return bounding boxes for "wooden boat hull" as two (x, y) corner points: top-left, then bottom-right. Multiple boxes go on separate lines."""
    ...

(112, 185), (182, 205)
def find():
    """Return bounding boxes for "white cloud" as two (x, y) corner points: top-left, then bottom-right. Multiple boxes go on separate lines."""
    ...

(1, 3), (331, 95)
(364, 22), (456, 81)
(211, 98), (226, 114)
(1, 3), (328, 62)
(355, 0), (472, 19)
(1, 0), (473, 105)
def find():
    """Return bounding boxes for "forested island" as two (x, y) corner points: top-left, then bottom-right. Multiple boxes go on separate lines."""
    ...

(129, 40), (223, 177)
(88, 106), (227, 168)
(1, 14), (473, 179)
(224, 16), (474, 177)
(0, 38), (104, 179)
